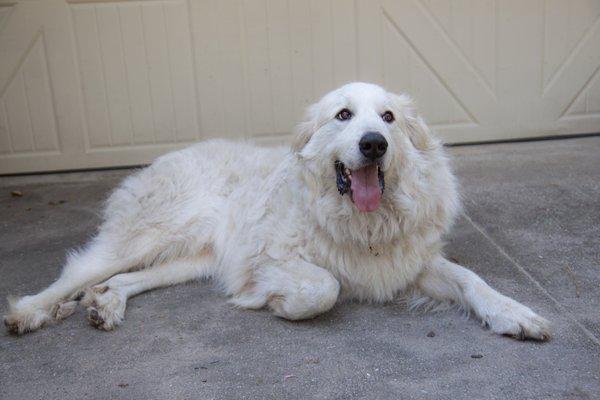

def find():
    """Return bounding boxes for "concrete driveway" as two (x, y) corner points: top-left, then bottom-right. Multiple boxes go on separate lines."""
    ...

(1, 137), (599, 399)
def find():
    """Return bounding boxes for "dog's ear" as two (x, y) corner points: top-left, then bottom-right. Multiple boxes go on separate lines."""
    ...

(291, 121), (314, 152)
(291, 103), (319, 153)
(406, 114), (436, 152)
(389, 93), (436, 152)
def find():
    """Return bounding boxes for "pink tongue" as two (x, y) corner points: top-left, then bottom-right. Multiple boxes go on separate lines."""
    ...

(350, 164), (381, 212)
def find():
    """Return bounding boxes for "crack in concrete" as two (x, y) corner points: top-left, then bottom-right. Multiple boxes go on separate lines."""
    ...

(463, 211), (600, 347)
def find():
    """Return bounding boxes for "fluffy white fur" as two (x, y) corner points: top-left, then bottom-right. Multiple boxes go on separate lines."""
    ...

(4, 82), (550, 340)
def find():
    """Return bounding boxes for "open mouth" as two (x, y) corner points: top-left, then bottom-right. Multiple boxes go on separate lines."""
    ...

(335, 161), (384, 212)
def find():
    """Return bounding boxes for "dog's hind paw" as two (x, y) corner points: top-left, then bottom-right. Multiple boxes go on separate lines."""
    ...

(82, 285), (126, 331)
(3, 296), (51, 335)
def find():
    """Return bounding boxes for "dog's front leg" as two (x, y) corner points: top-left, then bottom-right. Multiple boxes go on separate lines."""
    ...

(230, 259), (340, 320)
(416, 256), (551, 341)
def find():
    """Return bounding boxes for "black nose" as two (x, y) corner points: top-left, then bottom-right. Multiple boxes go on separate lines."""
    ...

(359, 132), (388, 160)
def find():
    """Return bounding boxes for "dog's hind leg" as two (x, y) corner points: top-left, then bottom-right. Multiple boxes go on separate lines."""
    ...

(81, 255), (210, 330)
(3, 232), (164, 335)
(231, 259), (340, 320)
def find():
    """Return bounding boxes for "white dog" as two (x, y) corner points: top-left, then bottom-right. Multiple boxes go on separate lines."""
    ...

(4, 82), (550, 340)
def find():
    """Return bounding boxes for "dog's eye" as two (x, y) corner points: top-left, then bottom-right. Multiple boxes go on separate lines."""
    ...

(382, 111), (395, 123)
(335, 109), (353, 121)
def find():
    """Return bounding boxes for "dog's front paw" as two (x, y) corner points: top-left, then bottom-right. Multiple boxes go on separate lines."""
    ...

(483, 298), (551, 341)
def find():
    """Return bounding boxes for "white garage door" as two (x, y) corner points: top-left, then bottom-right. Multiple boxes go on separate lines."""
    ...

(1, 0), (599, 174)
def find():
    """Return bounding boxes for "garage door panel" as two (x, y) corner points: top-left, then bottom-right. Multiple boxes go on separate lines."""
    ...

(1, 32), (60, 155)
(0, 5), (36, 96)
(1, 0), (599, 174)
(0, 4), (13, 29)
(565, 66), (600, 117)
(242, 0), (277, 136)
(3, 73), (36, 153)
(558, 115), (600, 136)
(189, 0), (225, 137)
(356, 0), (384, 84)
(0, 99), (9, 153)
(140, 2), (178, 144)
(494, 0), (544, 110)
(380, 0), (497, 120)
(117, 3), (156, 145)
(309, 0), (336, 97)
(163, 1), (199, 142)
(21, 34), (60, 152)
(542, 14), (600, 117)
(71, 0), (200, 149)
(331, 0), (359, 86)
(0, 1), (88, 173)
(421, 0), (496, 93)
(543, 0), (600, 88)
(71, 5), (113, 148)
(214, 0), (247, 138)
(381, 12), (473, 126)
(95, 4), (135, 146)
(288, 0), (327, 124)
(263, 0), (294, 134)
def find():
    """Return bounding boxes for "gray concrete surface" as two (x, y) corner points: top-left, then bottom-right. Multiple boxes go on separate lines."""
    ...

(1, 137), (599, 400)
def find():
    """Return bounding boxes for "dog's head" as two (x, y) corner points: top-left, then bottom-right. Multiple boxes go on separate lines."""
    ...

(293, 82), (437, 213)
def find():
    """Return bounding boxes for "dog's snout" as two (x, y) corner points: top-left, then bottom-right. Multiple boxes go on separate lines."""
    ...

(359, 132), (387, 160)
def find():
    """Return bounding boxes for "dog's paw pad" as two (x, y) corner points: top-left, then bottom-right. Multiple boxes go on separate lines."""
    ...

(52, 301), (78, 320)
(87, 307), (108, 330)
(4, 317), (20, 335)
(94, 285), (109, 294)
(3, 298), (51, 335)
(84, 287), (126, 331)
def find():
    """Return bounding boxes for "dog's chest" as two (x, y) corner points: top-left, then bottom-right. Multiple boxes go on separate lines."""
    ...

(306, 238), (423, 302)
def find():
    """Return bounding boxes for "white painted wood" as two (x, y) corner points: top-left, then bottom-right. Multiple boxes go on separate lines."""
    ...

(189, 0), (224, 138)
(71, 5), (113, 148)
(163, 1), (198, 142)
(215, 0), (247, 138)
(265, 0), (294, 134)
(22, 37), (59, 152)
(288, 1), (314, 126)
(142, 2), (177, 144)
(0, 100), (11, 153)
(118, 3), (155, 145)
(96, 4), (134, 146)
(0, 0), (599, 173)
